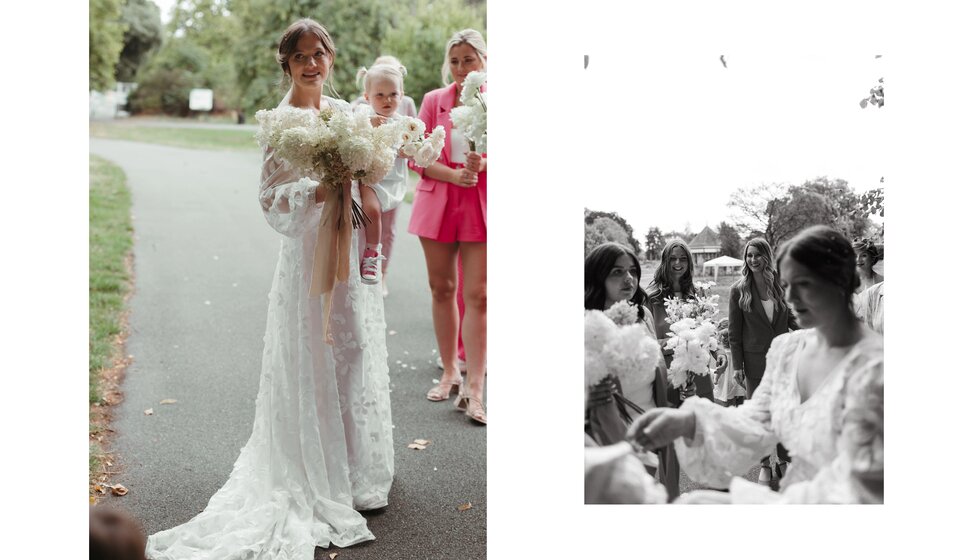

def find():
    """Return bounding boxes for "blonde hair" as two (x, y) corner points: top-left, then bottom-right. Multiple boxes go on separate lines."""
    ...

(441, 29), (487, 86)
(356, 61), (407, 95)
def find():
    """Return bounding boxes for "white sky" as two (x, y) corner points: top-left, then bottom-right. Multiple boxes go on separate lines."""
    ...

(152, 0), (176, 25)
(577, 8), (888, 239)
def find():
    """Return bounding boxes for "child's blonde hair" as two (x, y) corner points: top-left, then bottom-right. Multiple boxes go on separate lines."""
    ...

(356, 60), (408, 95)
(441, 29), (487, 86)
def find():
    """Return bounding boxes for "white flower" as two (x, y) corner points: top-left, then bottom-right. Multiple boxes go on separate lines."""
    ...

(460, 71), (487, 104)
(603, 300), (637, 327)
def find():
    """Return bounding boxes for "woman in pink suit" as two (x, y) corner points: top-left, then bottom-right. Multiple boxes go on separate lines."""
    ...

(409, 29), (487, 425)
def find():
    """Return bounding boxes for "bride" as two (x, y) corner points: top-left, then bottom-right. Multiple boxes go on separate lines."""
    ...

(628, 226), (883, 504)
(147, 19), (393, 558)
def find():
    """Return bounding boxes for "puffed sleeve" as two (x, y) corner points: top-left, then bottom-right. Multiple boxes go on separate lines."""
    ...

(672, 335), (788, 488)
(728, 285), (745, 370)
(258, 145), (321, 238)
(407, 91), (437, 176)
(729, 354), (884, 503)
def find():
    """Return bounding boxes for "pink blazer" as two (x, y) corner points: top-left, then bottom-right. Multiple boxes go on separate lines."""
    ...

(407, 82), (487, 239)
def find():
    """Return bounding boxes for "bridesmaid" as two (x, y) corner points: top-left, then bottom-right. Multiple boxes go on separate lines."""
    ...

(852, 238), (882, 294)
(409, 29), (487, 424)
(645, 239), (714, 404)
(584, 242), (679, 500)
(729, 238), (798, 485)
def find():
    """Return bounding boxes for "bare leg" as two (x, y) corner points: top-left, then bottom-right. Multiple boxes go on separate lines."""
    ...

(359, 184), (382, 247)
(459, 242), (487, 422)
(419, 237), (462, 391)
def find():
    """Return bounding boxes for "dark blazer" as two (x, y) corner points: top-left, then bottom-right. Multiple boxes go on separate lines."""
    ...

(728, 280), (798, 376)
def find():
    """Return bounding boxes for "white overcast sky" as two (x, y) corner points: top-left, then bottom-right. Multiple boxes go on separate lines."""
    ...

(576, 5), (889, 238)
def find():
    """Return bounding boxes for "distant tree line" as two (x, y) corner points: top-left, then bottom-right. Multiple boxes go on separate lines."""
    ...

(89, 0), (487, 117)
(586, 176), (884, 260)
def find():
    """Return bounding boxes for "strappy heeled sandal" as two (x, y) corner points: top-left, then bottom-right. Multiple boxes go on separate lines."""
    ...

(426, 376), (462, 402)
(465, 397), (487, 425)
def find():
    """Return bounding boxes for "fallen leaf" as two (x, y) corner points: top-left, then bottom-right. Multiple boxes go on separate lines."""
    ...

(388, 330), (397, 335)
(329, 553), (339, 560)
(458, 502), (472, 511)
(144, 408), (154, 415)
(110, 484), (129, 496)
(159, 399), (178, 405)
(413, 439), (431, 446)
(407, 443), (427, 450)
(93, 484), (105, 494)
(90, 496), (96, 505)
(432, 379), (439, 384)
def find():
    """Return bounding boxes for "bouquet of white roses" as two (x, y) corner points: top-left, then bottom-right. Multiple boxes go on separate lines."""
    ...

(449, 71), (487, 153)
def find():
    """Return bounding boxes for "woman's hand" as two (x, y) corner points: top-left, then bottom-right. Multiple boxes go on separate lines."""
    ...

(625, 407), (696, 452)
(464, 151), (486, 173)
(673, 490), (732, 504)
(452, 167), (479, 187)
(733, 369), (746, 388)
(587, 377), (617, 409)
(659, 339), (674, 357)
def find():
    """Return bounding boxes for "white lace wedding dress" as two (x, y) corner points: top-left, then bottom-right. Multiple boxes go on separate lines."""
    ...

(675, 328), (883, 503)
(147, 95), (394, 559)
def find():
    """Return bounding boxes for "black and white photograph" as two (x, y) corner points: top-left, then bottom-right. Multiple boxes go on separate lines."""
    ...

(583, 47), (885, 504)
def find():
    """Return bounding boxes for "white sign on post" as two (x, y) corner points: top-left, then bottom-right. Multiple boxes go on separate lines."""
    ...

(189, 88), (214, 111)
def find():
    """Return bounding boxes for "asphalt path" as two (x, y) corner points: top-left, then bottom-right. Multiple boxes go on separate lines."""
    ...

(90, 139), (487, 559)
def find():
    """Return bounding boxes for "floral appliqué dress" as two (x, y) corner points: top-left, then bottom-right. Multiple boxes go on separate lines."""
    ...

(147, 96), (394, 559)
(675, 329), (883, 503)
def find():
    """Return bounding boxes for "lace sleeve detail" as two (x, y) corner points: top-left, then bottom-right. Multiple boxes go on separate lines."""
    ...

(673, 335), (791, 487)
(258, 145), (321, 238)
(730, 346), (884, 503)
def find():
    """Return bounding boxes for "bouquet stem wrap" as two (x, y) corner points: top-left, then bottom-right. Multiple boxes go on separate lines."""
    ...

(310, 176), (354, 344)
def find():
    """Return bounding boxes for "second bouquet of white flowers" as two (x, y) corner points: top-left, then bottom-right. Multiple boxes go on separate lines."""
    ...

(449, 71), (487, 153)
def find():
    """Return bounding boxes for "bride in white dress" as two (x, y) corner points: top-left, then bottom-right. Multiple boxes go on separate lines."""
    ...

(628, 226), (883, 504)
(147, 19), (393, 559)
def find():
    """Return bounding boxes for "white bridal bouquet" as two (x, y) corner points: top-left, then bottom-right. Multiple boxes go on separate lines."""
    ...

(662, 281), (725, 390)
(449, 71), (487, 153)
(256, 103), (445, 200)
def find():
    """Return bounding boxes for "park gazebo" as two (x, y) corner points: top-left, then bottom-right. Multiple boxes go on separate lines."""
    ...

(702, 255), (744, 280)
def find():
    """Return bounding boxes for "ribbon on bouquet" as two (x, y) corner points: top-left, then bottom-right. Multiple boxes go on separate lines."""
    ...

(309, 177), (355, 345)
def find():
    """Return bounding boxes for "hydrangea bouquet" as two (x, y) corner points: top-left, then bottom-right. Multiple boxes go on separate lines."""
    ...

(662, 281), (725, 391)
(449, 71), (487, 153)
(256, 103), (445, 226)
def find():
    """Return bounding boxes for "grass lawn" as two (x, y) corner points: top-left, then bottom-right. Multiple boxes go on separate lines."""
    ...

(90, 121), (258, 151)
(89, 154), (133, 496)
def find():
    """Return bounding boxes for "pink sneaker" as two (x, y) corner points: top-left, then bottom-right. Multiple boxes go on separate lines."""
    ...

(360, 249), (384, 285)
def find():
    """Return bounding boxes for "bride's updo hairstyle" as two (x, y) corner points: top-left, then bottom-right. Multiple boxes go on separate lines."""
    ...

(276, 18), (338, 94)
(776, 225), (860, 313)
(441, 29), (487, 86)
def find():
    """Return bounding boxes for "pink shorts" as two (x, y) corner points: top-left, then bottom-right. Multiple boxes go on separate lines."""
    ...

(430, 183), (486, 243)
(410, 162), (487, 243)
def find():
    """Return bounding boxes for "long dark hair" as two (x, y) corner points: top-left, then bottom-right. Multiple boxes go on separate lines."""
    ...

(776, 225), (860, 315)
(585, 242), (647, 318)
(647, 239), (694, 302)
(733, 238), (787, 313)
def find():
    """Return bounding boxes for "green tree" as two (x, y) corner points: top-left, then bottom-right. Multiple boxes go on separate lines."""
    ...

(585, 217), (632, 256)
(381, 0), (487, 104)
(717, 221), (742, 257)
(90, 0), (128, 90)
(645, 227), (665, 260)
(129, 38), (211, 115)
(792, 177), (871, 240)
(115, 0), (163, 82)
(584, 209), (641, 255)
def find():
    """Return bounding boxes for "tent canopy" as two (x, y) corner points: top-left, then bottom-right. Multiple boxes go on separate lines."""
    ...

(702, 255), (743, 268)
